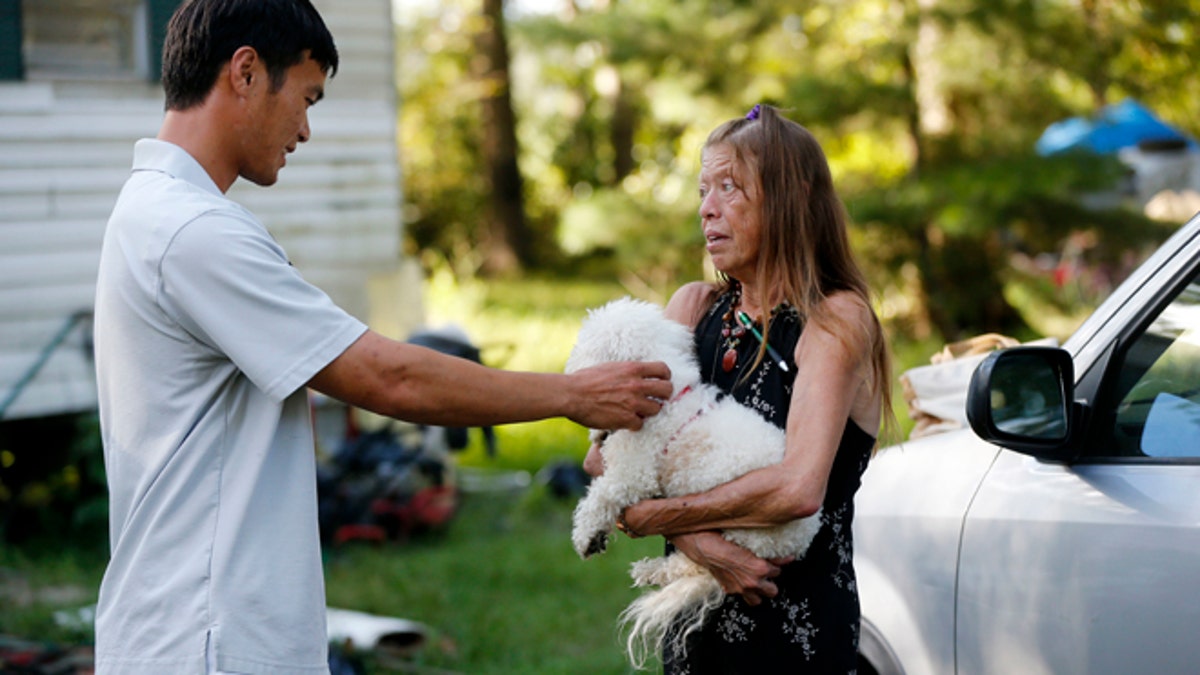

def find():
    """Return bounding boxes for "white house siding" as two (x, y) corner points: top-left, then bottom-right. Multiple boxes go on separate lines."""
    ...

(0, 0), (405, 420)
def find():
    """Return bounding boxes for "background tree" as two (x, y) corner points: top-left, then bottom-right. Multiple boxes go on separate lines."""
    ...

(475, 0), (534, 274)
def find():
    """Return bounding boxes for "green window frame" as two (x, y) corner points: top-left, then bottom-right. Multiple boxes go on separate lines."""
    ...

(0, 0), (22, 80)
(146, 0), (179, 81)
(2, 0), (179, 82)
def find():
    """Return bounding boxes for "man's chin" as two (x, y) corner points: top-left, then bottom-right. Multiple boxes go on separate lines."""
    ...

(242, 171), (280, 187)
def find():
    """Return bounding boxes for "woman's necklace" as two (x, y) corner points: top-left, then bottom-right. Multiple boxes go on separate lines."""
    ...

(717, 282), (791, 374)
(719, 284), (747, 372)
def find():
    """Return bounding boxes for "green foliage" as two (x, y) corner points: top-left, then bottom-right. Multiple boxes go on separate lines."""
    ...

(0, 545), (105, 644)
(0, 413), (108, 549)
(557, 185), (704, 291)
(396, 4), (492, 268)
(397, 0), (1200, 342)
(420, 268), (639, 471)
(846, 151), (1172, 336)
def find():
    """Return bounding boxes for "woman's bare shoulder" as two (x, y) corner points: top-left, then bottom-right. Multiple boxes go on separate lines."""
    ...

(664, 282), (719, 328)
(801, 290), (877, 354)
(820, 289), (873, 323)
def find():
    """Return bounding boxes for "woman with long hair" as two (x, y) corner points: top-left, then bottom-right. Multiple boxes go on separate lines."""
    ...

(591, 103), (892, 673)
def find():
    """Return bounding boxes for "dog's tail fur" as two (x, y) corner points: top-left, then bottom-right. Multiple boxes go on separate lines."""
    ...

(619, 572), (724, 669)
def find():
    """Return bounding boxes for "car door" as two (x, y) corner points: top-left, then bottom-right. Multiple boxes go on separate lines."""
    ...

(954, 261), (1200, 674)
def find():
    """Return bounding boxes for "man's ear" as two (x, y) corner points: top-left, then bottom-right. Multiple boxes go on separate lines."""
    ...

(228, 46), (261, 95)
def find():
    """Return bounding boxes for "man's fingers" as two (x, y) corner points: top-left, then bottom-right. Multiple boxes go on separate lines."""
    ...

(645, 378), (673, 396)
(633, 360), (672, 382)
(633, 395), (664, 418)
(622, 360), (672, 399)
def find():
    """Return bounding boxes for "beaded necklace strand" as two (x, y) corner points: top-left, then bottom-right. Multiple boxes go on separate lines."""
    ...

(719, 283), (748, 372)
(718, 282), (790, 374)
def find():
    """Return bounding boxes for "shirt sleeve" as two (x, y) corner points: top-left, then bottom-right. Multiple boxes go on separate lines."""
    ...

(157, 208), (368, 401)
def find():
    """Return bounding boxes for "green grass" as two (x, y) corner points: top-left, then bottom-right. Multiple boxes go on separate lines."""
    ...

(324, 488), (664, 674)
(0, 545), (105, 644)
(0, 488), (663, 674)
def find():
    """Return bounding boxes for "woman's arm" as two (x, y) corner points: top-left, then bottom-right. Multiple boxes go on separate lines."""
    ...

(622, 291), (879, 538)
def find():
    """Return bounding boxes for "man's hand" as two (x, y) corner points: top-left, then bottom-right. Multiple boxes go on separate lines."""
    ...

(566, 361), (672, 431)
(671, 531), (792, 606)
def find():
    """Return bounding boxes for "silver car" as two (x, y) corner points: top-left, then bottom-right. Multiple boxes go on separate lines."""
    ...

(855, 213), (1200, 675)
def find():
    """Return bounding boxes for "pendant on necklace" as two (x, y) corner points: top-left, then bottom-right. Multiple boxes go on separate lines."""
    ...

(719, 285), (745, 374)
(721, 347), (738, 372)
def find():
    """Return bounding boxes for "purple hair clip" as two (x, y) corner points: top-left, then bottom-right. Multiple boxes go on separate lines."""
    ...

(745, 104), (761, 121)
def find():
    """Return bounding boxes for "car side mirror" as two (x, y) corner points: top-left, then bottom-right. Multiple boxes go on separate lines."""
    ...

(967, 346), (1077, 461)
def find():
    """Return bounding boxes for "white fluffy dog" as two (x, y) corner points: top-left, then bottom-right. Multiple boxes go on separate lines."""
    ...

(565, 297), (821, 666)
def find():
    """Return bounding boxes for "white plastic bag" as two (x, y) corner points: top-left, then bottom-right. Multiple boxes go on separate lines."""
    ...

(900, 334), (1057, 439)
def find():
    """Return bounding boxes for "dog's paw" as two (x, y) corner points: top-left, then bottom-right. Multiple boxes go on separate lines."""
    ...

(573, 528), (608, 559)
(584, 531), (609, 557)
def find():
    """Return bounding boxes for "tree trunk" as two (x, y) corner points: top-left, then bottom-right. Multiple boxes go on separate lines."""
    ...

(900, 0), (1028, 340)
(1080, 0), (1111, 108)
(475, 0), (530, 275)
(610, 76), (635, 183)
(917, 227), (1029, 340)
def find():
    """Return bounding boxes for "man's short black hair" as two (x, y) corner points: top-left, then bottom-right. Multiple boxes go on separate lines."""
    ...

(162, 0), (339, 111)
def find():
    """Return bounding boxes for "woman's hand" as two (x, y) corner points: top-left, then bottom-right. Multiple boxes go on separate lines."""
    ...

(671, 532), (792, 606)
(582, 436), (606, 477)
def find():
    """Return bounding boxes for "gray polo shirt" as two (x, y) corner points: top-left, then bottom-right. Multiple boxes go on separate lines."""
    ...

(93, 139), (367, 674)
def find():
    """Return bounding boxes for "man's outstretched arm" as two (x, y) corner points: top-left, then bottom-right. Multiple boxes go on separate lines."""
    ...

(308, 330), (673, 431)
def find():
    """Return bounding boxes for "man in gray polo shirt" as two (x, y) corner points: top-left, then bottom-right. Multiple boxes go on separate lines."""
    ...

(92, 1), (671, 673)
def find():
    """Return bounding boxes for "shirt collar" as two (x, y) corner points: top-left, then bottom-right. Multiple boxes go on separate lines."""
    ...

(131, 138), (224, 197)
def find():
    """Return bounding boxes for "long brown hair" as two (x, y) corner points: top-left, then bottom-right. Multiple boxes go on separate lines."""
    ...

(704, 104), (894, 441)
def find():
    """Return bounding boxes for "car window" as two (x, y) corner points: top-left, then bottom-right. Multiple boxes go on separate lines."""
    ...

(1097, 268), (1200, 458)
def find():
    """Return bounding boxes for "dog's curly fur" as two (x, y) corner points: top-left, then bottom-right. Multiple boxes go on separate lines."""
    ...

(566, 297), (821, 668)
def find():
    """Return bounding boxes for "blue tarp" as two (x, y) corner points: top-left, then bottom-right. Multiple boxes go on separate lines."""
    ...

(1036, 98), (1196, 156)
